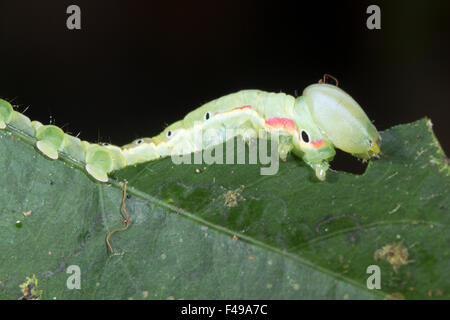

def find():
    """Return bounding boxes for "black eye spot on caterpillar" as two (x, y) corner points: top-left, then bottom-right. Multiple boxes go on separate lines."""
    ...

(166, 130), (173, 138)
(301, 130), (310, 143)
(136, 139), (144, 145)
(100, 142), (110, 146)
(204, 112), (211, 120)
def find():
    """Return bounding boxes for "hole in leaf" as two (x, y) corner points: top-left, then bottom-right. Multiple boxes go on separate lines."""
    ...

(330, 149), (368, 175)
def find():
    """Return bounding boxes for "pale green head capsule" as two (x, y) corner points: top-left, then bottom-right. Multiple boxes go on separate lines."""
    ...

(303, 83), (381, 159)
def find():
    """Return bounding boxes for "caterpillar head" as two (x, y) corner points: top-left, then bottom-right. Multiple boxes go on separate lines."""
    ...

(303, 83), (381, 160)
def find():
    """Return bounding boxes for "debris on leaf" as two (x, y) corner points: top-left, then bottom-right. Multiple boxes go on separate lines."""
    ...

(18, 275), (43, 300)
(223, 186), (245, 207)
(374, 242), (409, 273)
(385, 292), (405, 300)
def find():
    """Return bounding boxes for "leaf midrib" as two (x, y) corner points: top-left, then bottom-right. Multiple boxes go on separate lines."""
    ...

(116, 181), (386, 298)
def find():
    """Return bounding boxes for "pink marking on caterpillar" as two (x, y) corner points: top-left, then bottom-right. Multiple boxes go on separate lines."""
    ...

(311, 139), (325, 148)
(233, 105), (252, 111)
(265, 117), (296, 131)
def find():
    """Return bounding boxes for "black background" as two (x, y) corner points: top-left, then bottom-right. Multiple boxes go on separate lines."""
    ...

(0, 0), (449, 172)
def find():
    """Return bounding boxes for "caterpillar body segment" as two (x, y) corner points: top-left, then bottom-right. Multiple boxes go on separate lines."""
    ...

(60, 134), (86, 163)
(9, 112), (34, 136)
(121, 138), (159, 166)
(0, 98), (13, 129)
(186, 101), (266, 152)
(0, 99), (33, 136)
(31, 121), (65, 160)
(81, 142), (126, 183)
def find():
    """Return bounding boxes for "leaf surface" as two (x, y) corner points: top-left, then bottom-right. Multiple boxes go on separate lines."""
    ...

(0, 118), (448, 299)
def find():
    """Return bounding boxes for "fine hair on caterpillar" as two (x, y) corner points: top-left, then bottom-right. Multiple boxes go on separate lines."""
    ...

(0, 75), (382, 183)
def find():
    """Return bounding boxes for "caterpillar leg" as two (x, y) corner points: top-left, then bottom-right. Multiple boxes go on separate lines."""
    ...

(277, 135), (294, 161)
(238, 126), (258, 146)
(311, 161), (329, 181)
(85, 163), (109, 182)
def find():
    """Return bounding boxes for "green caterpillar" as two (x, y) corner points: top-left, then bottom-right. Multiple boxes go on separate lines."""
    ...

(0, 76), (381, 182)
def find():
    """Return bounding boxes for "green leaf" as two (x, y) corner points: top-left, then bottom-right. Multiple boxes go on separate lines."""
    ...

(0, 118), (448, 299)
